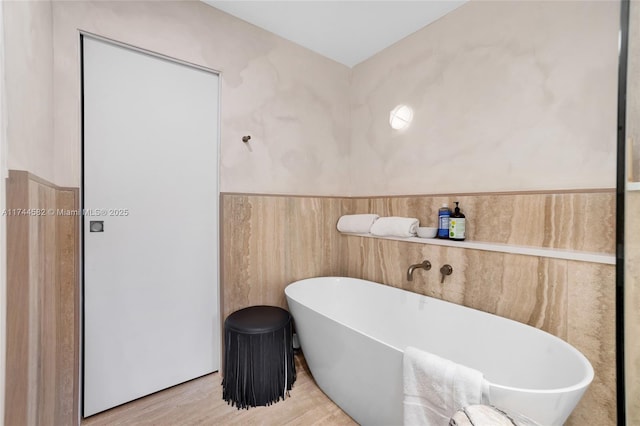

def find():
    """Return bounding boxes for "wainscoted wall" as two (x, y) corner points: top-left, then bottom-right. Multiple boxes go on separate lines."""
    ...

(5, 170), (79, 426)
(221, 194), (348, 320)
(5, 1), (623, 424)
(626, 190), (640, 424)
(347, 191), (615, 252)
(1, 186), (614, 423)
(221, 189), (616, 425)
(344, 191), (616, 425)
(340, 237), (615, 425)
(626, 3), (640, 423)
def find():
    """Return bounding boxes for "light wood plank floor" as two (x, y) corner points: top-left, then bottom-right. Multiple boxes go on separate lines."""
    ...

(82, 353), (356, 425)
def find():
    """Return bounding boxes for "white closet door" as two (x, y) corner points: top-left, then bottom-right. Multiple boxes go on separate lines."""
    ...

(82, 36), (219, 417)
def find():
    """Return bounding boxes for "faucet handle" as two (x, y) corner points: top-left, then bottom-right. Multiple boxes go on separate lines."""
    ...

(440, 264), (453, 283)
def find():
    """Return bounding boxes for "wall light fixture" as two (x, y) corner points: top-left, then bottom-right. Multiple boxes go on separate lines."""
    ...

(389, 104), (413, 130)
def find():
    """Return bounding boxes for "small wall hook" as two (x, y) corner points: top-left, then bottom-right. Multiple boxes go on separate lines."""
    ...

(242, 135), (251, 143)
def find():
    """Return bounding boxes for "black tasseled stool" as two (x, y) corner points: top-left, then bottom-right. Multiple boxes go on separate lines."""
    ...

(222, 305), (296, 409)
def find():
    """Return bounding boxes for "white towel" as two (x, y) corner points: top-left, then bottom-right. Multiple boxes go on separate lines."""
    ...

(403, 346), (489, 426)
(449, 405), (540, 426)
(336, 214), (379, 234)
(370, 216), (419, 238)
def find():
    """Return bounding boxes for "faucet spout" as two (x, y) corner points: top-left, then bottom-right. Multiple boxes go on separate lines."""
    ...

(407, 260), (432, 281)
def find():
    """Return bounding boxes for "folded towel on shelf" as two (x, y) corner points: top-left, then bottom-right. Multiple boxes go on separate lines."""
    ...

(403, 346), (489, 426)
(370, 216), (419, 238)
(336, 214), (379, 234)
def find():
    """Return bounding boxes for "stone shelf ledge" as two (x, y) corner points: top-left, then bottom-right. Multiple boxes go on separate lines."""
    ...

(340, 232), (615, 265)
(627, 182), (640, 191)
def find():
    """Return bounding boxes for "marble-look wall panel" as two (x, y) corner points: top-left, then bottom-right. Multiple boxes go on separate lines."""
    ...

(221, 190), (615, 424)
(52, 1), (351, 194)
(566, 261), (616, 425)
(341, 235), (568, 338)
(347, 191), (615, 253)
(350, 0), (619, 195)
(5, 172), (31, 426)
(55, 189), (80, 424)
(625, 191), (640, 424)
(626, 3), (640, 424)
(5, 171), (79, 426)
(28, 179), (57, 424)
(341, 234), (615, 425)
(221, 194), (348, 320)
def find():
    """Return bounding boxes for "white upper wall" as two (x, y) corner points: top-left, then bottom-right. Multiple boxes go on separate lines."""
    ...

(52, 1), (351, 194)
(4, 0), (54, 183)
(0, 2), (7, 423)
(350, 0), (619, 195)
(7, 0), (620, 195)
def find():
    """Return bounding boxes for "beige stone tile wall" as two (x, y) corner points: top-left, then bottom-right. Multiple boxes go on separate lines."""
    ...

(567, 261), (616, 425)
(221, 194), (348, 320)
(626, 2), (640, 424)
(221, 190), (616, 425)
(625, 191), (640, 424)
(340, 235), (615, 424)
(5, 171), (79, 426)
(348, 191), (615, 253)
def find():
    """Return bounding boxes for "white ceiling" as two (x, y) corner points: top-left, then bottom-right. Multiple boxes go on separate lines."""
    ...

(202, 1), (467, 67)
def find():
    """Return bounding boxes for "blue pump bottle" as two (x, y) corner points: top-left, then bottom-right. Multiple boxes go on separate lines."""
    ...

(437, 203), (451, 239)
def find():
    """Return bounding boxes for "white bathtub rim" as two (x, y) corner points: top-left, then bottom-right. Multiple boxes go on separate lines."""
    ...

(489, 339), (594, 395)
(285, 276), (594, 396)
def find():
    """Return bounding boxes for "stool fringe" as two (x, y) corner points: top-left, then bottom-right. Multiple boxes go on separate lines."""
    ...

(222, 322), (296, 409)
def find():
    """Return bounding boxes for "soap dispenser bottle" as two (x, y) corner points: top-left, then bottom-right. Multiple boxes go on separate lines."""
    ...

(437, 203), (451, 239)
(449, 202), (466, 241)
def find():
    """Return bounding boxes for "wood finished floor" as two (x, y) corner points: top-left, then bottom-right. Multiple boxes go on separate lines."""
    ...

(82, 353), (356, 425)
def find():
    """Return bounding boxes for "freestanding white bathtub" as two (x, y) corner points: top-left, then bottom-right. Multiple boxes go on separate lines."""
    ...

(284, 277), (593, 426)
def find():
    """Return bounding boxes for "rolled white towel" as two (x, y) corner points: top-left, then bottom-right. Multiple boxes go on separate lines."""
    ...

(336, 214), (379, 234)
(370, 216), (419, 238)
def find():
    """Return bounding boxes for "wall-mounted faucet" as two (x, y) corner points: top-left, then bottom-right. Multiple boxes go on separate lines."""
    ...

(407, 260), (431, 281)
(440, 264), (453, 283)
